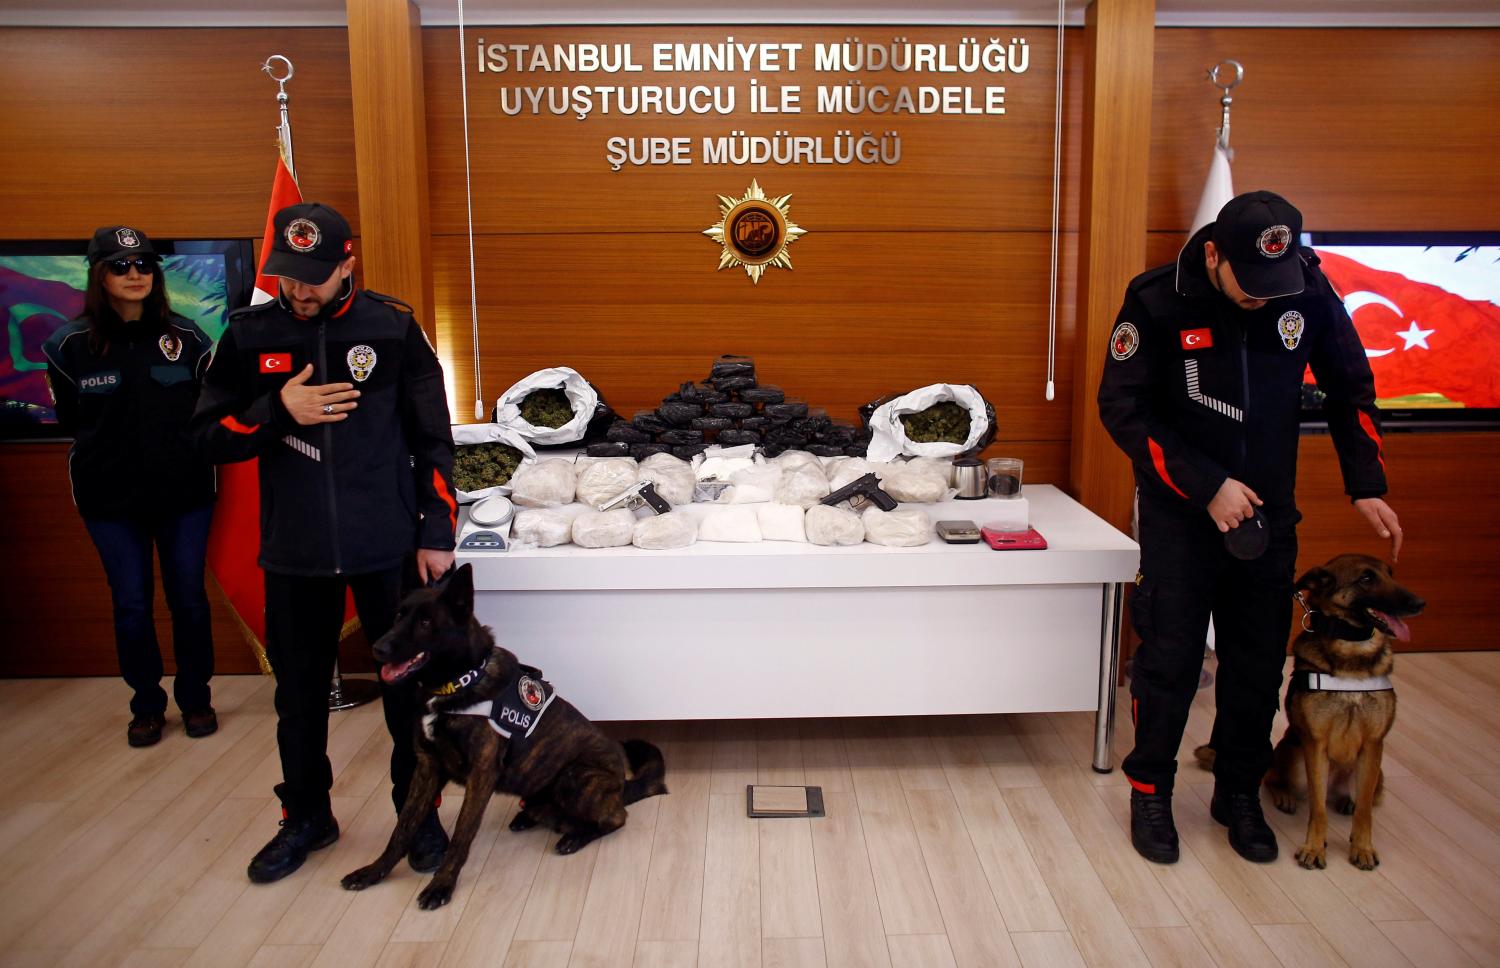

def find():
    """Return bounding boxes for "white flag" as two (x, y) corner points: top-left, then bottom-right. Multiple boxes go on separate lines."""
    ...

(1190, 143), (1234, 236)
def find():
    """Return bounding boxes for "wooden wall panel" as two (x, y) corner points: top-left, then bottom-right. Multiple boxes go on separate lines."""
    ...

(1149, 28), (1500, 232)
(420, 27), (1084, 234)
(0, 28), (359, 238)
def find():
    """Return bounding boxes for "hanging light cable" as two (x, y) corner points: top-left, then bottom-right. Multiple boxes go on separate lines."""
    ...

(1045, 0), (1066, 402)
(457, 0), (485, 421)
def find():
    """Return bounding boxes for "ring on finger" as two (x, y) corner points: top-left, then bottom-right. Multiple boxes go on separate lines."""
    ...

(322, 403), (335, 415)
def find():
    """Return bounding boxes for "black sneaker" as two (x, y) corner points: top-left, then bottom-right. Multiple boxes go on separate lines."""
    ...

(247, 813), (340, 884)
(408, 809), (449, 874)
(127, 713), (166, 748)
(1211, 786), (1279, 863)
(183, 707), (218, 738)
(1130, 789), (1179, 864)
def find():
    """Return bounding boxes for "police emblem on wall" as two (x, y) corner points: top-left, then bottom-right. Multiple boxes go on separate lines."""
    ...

(116, 227), (141, 249)
(1257, 225), (1292, 259)
(1110, 321), (1140, 361)
(702, 179), (808, 285)
(1278, 310), (1305, 350)
(158, 334), (182, 362)
(285, 218), (321, 252)
(518, 676), (545, 710)
(346, 344), (377, 382)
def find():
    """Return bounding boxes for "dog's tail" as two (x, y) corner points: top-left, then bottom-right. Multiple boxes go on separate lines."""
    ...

(622, 740), (668, 804)
(1192, 744), (1215, 771)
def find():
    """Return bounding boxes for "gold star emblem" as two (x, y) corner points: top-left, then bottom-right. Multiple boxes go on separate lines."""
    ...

(702, 180), (808, 284)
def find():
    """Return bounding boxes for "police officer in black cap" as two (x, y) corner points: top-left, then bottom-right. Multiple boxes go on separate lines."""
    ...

(1098, 191), (1403, 865)
(192, 202), (458, 883)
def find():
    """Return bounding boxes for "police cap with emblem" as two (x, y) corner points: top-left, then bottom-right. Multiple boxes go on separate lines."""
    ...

(261, 202), (354, 285)
(87, 226), (159, 266)
(1211, 190), (1306, 300)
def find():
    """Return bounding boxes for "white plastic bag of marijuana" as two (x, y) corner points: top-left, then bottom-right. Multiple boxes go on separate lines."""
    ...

(494, 366), (601, 446)
(864, 384), (994, 463)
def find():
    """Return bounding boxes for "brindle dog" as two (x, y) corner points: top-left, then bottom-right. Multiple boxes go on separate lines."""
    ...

(1197, 554), (1423, 871)
(340, 563), (667, 910)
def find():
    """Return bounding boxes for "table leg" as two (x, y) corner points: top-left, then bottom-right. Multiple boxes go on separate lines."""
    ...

(1092, 581), (1125, 773)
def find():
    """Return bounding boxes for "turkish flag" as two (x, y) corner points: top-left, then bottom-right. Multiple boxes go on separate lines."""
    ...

(1317, 249), (1500, 408)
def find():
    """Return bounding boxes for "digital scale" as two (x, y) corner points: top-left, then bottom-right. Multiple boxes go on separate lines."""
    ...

(458, 494), (513, 551)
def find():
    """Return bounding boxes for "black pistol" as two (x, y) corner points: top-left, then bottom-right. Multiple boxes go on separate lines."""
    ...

(821, 472), (898, 512)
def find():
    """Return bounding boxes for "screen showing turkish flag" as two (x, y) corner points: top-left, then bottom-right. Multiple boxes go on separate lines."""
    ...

(1311, 243), (1500, 409)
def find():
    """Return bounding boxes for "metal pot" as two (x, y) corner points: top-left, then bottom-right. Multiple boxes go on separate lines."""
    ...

(952, 457), (987, 500)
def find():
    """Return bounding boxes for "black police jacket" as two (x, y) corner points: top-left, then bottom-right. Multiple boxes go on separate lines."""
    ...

(42, 313), (215, 519)
(191, 286), (456, 576)
(1097, 226), (1387, 526)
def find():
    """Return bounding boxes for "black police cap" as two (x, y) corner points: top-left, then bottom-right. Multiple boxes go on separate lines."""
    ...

(87, 226), (159, 266)
(261, 202), (354, 285)
(1211, 191), (1306, 300)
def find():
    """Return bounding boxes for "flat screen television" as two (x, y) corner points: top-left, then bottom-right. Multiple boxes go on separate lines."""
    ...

(1301, 231), (1500, 429)
(0, 238), (254, 438)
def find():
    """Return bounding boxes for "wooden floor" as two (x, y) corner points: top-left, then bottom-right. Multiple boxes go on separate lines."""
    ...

(1, 652), (1499, 968)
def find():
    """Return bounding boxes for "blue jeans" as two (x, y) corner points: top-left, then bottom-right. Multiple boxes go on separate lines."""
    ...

(83, 504), (215, 716)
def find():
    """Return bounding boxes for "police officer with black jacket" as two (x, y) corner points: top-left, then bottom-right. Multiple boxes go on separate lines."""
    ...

(44, 226), (219, 749)
(192, 203), (459, 884)
(1098, 191), (1403, 865)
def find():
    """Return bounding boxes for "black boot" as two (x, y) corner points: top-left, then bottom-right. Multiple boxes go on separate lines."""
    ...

(1130, 789), (1179, 864)
(1211, 786), (1278, 863)
(408, 809), (449, 873)
(247, 812), (340, 884)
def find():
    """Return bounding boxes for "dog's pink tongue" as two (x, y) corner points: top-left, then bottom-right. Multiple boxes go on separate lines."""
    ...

(1374, 611), (1412, 642)
(381, 657), (416, 683)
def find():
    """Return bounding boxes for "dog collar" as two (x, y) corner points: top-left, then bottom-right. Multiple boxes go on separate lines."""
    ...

(1295, 671), (1393, 692)
(431, 665), (487, 697)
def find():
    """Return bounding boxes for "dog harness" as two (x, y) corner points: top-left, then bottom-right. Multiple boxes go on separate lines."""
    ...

(1290, 670), (1393, 692)
(423, 664), (557, 755)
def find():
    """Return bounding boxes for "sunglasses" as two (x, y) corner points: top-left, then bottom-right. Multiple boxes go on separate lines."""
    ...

(105, 258), (156, 277)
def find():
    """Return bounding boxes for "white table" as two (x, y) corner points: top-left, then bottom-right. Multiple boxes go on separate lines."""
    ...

(459, 484), (1139, 772)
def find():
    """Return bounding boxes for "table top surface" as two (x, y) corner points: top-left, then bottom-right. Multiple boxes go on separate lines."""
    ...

(459, 484), (1140, 590)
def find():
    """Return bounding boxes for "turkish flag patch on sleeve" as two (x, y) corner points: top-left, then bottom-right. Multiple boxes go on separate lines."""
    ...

(1180, 328), (1213, 350)
(259, 353), (293, 373)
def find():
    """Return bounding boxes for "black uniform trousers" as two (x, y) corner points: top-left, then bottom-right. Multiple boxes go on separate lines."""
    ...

(263, 567), (421, 821)
(1122, 495), (1298, 796)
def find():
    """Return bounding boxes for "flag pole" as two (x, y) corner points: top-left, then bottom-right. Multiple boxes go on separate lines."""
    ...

(1208, 59), (1243, 155)
(260, 54), (378, 712)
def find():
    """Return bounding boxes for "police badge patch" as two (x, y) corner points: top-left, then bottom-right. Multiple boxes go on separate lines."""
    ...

(1278, 311), (1305, 350)
(285, 218), (321, 252)
(1110, 321), (1140, 361)
(518, 676), (545, 711)
(346, 344), (377, 382)
(158, 334), (182, 362)
(1257, 225), (1292, 259)
(116, 227), (140, 249)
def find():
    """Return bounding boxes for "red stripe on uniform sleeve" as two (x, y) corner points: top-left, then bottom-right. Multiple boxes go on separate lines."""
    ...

(219, 414), (260, 435)
(1357, 411), (1386, 471)
(1127, 776), (1157, 795)
(1147, 437), (1190, 500)
(433, 468), (457, 531)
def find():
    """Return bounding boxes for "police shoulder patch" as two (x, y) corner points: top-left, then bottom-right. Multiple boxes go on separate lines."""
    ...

(1110, 321), (1140, 361)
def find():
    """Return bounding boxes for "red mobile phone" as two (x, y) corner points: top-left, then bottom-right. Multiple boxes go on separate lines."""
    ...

(981, 527), (1048, 550)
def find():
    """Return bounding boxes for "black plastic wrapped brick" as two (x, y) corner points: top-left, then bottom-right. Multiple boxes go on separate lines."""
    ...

(671, 443), (710, 460)
(657, 401), (703, 428)
(632, 410), (671, 435)
(739, 415), (770, 432)
(658, 428), (706, 446)
(708, 401), (753, 420)
(691, 416), (733, 434)
(806, 444), (845, 458)
(630, 442), (673, 461)
(585, 441), (632, 458)
(711, 373), (756, 393)
(679, 381), (729, 405)
(763, 400), (809, 422)
(738, 385), (785, 405)
(716, 429), (761, 447)
(605, 420), (652, 444)
(709, 354), (756, 382)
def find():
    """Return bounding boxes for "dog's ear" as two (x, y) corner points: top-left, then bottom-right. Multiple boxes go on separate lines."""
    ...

(1295, 566), (1335, 597)
(441, 562), (474, 617)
